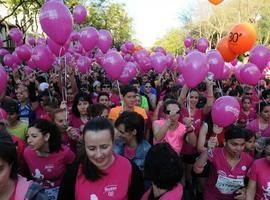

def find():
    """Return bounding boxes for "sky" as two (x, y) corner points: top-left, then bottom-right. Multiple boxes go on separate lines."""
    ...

(114, 0), (197, 47)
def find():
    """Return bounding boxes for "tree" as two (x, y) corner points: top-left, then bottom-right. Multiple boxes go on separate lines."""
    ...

(154, 28), (185, 56)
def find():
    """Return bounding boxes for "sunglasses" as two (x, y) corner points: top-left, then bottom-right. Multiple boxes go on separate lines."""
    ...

(102, 85), (111, 88)
(145, 85), (151, 88)
(164, 110), (180, 115)
(245, 93), (253, 95)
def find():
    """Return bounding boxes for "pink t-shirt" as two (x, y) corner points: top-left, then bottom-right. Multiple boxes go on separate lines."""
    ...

(69, 114), (86, 131)
(246, 119), (270, 137)
(110, 93), (121, 106)
(75, 154), (131, 200)
(141, 184), (183, 200)
(23, 146), (75, 194)
(153, 120), (186, 154)
(204, 148), (253, 200)
(237, 109), (256, 127)
(247, 158), (270, 200)
(180, 107), (203, 155)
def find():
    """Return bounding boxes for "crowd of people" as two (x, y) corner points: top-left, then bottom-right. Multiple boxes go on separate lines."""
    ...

(0, 63), (270, 200)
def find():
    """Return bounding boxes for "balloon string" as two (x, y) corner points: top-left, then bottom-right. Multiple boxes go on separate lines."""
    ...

(187, 89), (191, 118)
(116, 80), (123, 108)
(45, 75), (52, 102)
(217, 81), (223, 96)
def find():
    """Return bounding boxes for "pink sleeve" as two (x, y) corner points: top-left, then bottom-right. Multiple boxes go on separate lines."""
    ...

(207, 148), (217, 163)
(63, 147), (76, 164)
(247, 161), (258, 181)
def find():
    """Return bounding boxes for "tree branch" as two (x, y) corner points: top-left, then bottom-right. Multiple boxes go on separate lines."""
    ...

(0, 0), (24, 24)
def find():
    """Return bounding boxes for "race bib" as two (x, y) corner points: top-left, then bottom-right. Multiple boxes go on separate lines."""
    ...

(215, 175), (244, 194)
(45, 187), (59, 200)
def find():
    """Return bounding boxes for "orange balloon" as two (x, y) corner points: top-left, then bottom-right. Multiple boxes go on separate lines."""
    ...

(217, 36), (238, 62)
(228, 23), (257, 55)
(208, 0), (224, 5)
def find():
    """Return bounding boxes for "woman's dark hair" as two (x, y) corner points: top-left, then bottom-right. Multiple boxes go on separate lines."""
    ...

(79, 117), (114, 181)
(97, 92), (109, 103)
(224, 125), (247, 141)
(115, 111), (145, 143)
(0, 131), (18, 179)
(265, 138), (270, 147)
(163, 99), (181, 113)
(29, 119), (62, 153)
(72, 92), (92, 117)
(256, 101), (270, 114)
(245, 129), (255, 141)
(262, 89), (270, 101)
(144, 143), (183, 190)
(87, 103), (108, 118)
(121, 84), (138, 96)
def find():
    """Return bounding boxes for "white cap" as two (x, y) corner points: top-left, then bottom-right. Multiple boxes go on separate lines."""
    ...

(39, 82), (49, 91)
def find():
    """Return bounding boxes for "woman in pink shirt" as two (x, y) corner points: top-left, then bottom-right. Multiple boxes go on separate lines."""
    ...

(57, 117), (144, 200)
(0, 132), (48, 200)
(141, 143), (183, 200)
(24, 119), (75, 199)
(152, 99), (197, 155)
(194, 125), (253, 200)
(247, 138), (270, 200)
(237, 97), (256, 128)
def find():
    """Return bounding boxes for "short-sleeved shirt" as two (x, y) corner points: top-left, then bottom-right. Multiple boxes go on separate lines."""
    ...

(108, 106), (148, 121)
(204, 147), (253, 200)
(246, 119), (270, 138)
(247, 158), (270, 200)
(7, 121), (28, 140)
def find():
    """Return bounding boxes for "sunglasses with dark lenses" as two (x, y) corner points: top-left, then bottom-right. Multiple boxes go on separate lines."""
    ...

(245, 93), (253, 95)
(164, 110), (180, 115)
(102, 85), (111, 88)
(145, 85), (151, 88)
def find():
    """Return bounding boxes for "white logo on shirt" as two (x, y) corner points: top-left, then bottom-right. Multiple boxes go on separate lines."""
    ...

(104, 185), (118, 197)
(90, 194), (98, 200)
(262, 182), (270, 199)
(215, 170), (244, 194)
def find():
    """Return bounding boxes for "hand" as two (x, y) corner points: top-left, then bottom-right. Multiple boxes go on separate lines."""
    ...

(234, 188), (246, 200)
(207, 137), (218, 149)
(49, 73), (59, 84)
(67, 127), (80, 141)
(165, 119), (172, 127)
(28, 72), (36, 83)
(60, 101), (67, 110)
(183, 117), (193, 128)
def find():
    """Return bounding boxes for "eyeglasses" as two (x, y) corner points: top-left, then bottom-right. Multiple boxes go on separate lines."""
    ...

(245, 93), (253, 95)
(102, 85), (111, 88)
(164, 110), (180, 115)
(145, 85), (151, 88)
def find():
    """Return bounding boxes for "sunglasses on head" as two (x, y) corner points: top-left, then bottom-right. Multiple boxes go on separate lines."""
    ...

(164, 110), (180, 115)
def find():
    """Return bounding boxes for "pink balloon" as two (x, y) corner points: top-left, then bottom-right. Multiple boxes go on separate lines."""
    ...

(154, 47), (166, 55)
(3, 54), (15, 67)
(0, 49), (9, 57)
(73, 5), (87, 24)
(249, 45), (270, 72)
(0, 67), (8, 96)
(77, 56), (91, 74)
(9, 28), (23, 43)
(0, 107), (7, 120)
(207, 50), (224, 80)
(79, 27), (99, 52)
(182, 51), (209, 88)
(176, 56), (184, 73)
(73, 43), (84, 54)
(184, 36), (193, 48)
(220, 64), (231, 80)
(48, 37), (69, 57)
(234, 64), (244, 83)
(196, 38), (208, 53)
(177, 75), (185, 86)
(102, 51), (125, 80)
(240, 63), (261, 86)
(70, 31), (80, 41)
(16, 44), (32, 61)
(12, 51), (22, 65)
(134, 50), (151, 73)
(39, 0), (73, 45)
(211, 96), (240, 127)
(37, 38), (47, 45)
(125, 41), (135, 52)
(120, 44), (128, 54)
(32, 45), (54, 72)
(231, 58), (238, 66)
(166, 53), (174, 70)
(119, 62), (137, 84)
(98, 29), (113, 54)
(27, 35), (36, 46)
(151, 52), (167, 73)
(27, 58), (37, 69)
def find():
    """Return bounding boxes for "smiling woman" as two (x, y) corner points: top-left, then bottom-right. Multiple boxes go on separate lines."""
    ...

(57, 117), (144, 200)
